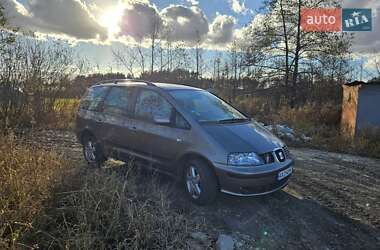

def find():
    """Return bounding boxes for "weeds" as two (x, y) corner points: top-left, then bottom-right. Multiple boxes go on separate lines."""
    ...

(0, 134), (69, 248)
(1, 134), (198, 249)
(236, 97), (380, 158)
(50, 98), (80, 129)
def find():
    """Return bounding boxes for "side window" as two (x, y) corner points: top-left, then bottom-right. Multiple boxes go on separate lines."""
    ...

(80, 86), (109, 111)
(103, 87), (130, 116)
(135, 90), (173, 122)
(175, 112), (191, 129)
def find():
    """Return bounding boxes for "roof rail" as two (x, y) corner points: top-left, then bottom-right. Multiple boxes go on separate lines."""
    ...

(94, 79), (155, 86)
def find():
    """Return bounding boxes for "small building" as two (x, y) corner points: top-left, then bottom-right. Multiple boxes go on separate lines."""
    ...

(341, 80), (380, 138)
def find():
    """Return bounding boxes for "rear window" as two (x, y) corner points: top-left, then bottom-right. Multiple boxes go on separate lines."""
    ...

(80, 86), (109, 111)
(103, 87), (131, 116)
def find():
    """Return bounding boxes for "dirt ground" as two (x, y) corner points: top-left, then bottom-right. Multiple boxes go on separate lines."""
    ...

(21, 130), (380, 250)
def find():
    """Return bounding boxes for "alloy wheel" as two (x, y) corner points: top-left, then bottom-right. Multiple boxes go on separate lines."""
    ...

(84, 139), (97, 163)
(186, 165), (202, 199)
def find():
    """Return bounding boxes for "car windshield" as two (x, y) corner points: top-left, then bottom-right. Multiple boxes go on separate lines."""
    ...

(169, 90), (247, 123)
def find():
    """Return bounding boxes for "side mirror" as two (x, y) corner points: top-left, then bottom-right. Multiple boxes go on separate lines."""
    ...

(153, 116), (171, 125)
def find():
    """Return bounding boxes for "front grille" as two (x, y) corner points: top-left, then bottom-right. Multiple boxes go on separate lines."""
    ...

(274, 149), (286, 162)
(282, 146), (290, 158)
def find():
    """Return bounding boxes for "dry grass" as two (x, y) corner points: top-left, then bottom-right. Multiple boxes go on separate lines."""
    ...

(309, 127), (380, 158)
(0, 134), (69, 249)
(0, 97), (79, 131)
(0, 134), (199, 249)
(236, 97), (341, 129)
(49, 98), (80, 130)
(235, 97), (380, 158)
(24, 164), (196, 249)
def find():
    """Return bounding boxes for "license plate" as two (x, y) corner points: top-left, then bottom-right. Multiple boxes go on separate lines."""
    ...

(278, 167), (293, 180)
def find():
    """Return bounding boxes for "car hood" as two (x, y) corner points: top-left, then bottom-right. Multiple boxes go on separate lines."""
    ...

(202, 121), (284, 154)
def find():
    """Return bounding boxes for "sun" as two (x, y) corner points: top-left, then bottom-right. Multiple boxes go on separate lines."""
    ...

(99, 6), (124, 37)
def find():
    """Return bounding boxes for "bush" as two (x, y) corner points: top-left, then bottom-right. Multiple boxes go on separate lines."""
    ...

(235, 97), (341, 129)
(235, 96), (380, 158)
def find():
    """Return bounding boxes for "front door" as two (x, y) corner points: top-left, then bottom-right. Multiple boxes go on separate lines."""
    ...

(132, 89), (191, 172)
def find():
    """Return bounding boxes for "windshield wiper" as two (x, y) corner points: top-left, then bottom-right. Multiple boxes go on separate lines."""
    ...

(217, 118), (250, 124)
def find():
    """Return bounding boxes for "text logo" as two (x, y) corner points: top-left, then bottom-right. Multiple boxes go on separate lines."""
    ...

(342, 9), (372, 31)
(301, 8), (372, 32)
(301, 8), (342, 32)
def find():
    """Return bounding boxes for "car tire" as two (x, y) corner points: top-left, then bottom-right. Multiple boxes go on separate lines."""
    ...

(183, 158), (218, 205)
(82, 134), (106, 167)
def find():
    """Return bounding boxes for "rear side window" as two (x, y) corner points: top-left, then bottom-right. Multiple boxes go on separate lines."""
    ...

(175, 112), (191, 129)
(135, 90), (173, 122)
(80, 86), (109, 111)
(103, 87), (130, 116)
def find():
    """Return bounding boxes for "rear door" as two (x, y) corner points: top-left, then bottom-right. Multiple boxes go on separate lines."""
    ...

(132, 89), (191, 172)
(76, 86), (109, 141)
(100, 86), (137, 159)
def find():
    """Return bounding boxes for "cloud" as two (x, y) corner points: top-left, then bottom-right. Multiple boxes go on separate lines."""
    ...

(1, 0), (239, 47)
(118, 1), (162, 41)
(117, 3), (236, 46)
(161, 5), (209, 43)
(83, 0), (120, 18)
(117, 2), (209, 44)
(228, 0), (248, 15)
(185, 0), (199, 6)
(233, 13), (265, 48)
(1, 0), (107, 40)
(207, 13), (236, 44)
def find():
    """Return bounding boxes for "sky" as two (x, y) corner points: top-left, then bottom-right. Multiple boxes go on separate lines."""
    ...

(1, 0), (380, 80)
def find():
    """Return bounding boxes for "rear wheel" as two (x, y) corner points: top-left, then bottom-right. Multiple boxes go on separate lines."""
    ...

(183, 159), (218, 205)
(82, 134), (106, 167)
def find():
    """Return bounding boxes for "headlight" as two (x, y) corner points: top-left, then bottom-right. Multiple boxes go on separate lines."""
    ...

(227, 152), (264, 166)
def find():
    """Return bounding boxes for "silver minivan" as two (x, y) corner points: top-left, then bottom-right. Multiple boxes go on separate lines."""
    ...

(76, 80), (294, 205)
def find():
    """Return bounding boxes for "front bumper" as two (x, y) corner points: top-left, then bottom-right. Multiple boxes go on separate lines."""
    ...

(213, 159), (294, 196)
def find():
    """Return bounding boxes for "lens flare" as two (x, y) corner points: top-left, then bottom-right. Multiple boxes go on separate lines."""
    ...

(99, 6), (124, 37)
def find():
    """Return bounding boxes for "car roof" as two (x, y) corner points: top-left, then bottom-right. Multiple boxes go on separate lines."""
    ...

(93, 79), (202, 91)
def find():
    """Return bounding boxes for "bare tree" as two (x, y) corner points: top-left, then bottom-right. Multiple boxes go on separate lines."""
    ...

(75, 56), (92, 75)
(160, 26), (174, 72)
(113, 47), (139, 77)
(279, 0), (290, 88)
(194, 30), (203, 78)
(244, 0), (351, 105)
(137, 46), (146, 74)
(171, 42), (190, 71)
(213, 53), (222, 81)
(0, 36), (78, 129)
(149, 17), (161, 75)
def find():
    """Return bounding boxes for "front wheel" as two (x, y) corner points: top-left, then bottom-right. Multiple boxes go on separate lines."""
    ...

(82, 134), (106, 167)
(183, 159), (218, 205)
